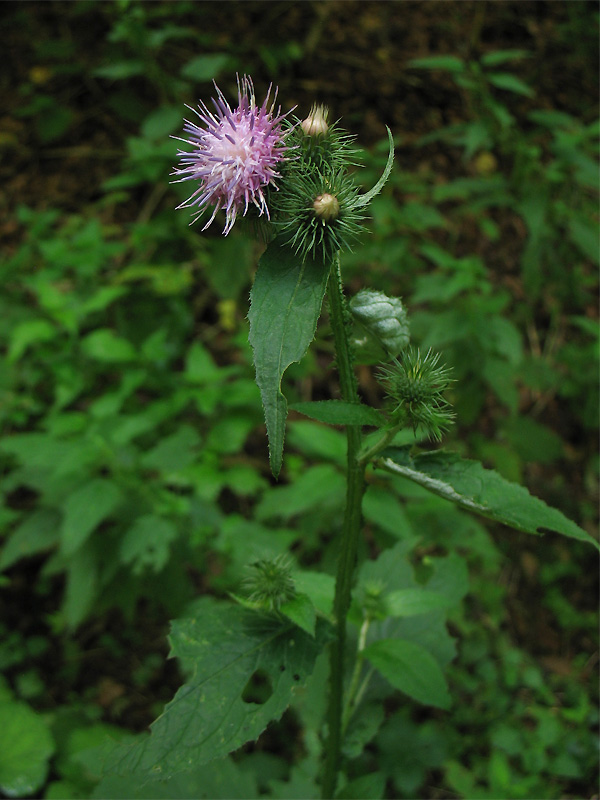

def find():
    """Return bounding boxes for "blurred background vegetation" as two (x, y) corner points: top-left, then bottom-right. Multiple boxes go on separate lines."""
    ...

(0, 1), (598, 798)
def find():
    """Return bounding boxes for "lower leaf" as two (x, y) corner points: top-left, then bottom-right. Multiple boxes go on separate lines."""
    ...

(103, 599), (327, 781)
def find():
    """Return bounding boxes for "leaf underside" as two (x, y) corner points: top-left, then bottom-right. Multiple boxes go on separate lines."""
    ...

(248, 239), (330, 477)
(380, 447), (599, 550)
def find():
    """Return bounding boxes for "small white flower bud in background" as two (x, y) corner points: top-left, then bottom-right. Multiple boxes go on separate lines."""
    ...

(313, 193), (340, 222)
(301, 104), (329, 136)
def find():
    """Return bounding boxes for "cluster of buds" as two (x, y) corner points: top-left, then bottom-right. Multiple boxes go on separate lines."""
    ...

(172, 79), (370, 261)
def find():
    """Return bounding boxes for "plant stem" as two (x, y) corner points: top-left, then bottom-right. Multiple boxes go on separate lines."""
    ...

(322, 255), (366, 799)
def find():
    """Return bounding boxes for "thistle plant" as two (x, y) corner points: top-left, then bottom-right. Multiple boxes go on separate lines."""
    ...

(99, 76), (598, 799)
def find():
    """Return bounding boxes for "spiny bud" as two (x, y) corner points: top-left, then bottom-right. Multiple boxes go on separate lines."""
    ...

(313, 192), (340, 222)
(242, 555), (296, 613)
(377, 347), (455, 441)
(301, 104), (329, 137)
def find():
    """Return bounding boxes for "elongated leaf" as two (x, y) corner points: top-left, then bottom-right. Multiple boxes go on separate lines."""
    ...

(104, 600), (326, 780)
(291, 400), (386, 427)
(61, 478), (122, 556)
(356, 127), (395, 208)
(380, 448), (599, 550)
(488, 72), (534, 97)
(480, 49), (531, 67)
(408, 55), (465, 73)
(248, 240), (330, 477)
(363, 638), (451, 710)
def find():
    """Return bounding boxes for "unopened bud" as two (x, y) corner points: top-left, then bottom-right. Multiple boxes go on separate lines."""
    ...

(301, 104), (329, 137)
(313, 193), (340, 222)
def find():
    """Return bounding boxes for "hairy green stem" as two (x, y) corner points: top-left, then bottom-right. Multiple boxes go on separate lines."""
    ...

(321, 255), (366, 799)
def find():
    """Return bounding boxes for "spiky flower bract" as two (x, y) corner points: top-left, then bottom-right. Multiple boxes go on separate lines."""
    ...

(292, 105), (360, 172)
(242, 554), (296, 613)
(378, 347), (455, 441)
(272, 165), (366, 261)
(171, 75), (292, 234)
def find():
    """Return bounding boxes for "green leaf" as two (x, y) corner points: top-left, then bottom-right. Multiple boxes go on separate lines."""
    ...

(81, 329), (137, 363)
(63, 545), (98, 629)
(248, 240), (331, 476)
(363, 638), (451, 710)
(487, 72), (534, 97)
(480, 49), (531, 67)
(256, 465), (345, 521)
(385, 588), (451, 617)
(61, 479), (122, 556)
(280, 593), (317, 636)
(356, 127), (395, 208)
(336, 772), (386, 799)
(380, 448), (599, 550)
(94, 757), (259, 799)
(291, 400), (386, 428)
(292, 571), (335, 617)
(180, 53), (231, 82)
(0, 509), (60, 571)
(408, 55), (465, 73)
(103, 600), (326, 780)
(119, 515), (179, 575)
(0, 700), (55, 797)
(8, 319), (56, 362)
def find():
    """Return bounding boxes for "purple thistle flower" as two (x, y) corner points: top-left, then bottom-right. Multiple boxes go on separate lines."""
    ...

(172, 75), (292, 235)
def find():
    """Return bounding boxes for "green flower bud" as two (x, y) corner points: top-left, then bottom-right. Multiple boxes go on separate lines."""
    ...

(377, 347), (455, 441)
(301, 104), (329, 137)
(242, 555), (296, 612)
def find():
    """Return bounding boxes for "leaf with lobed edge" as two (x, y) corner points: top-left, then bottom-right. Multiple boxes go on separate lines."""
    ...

(379, 447), (599, 550)
(102, 599), (328, 782)
(248, 239), (331, 477)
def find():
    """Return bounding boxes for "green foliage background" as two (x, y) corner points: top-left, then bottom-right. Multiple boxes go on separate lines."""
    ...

(0, 2), (597, 798)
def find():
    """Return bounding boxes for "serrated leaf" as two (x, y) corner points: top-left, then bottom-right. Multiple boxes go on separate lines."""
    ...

(363, 638), (451, 709)
(61, 479), (122, 556)
(248, 241), (331, 476)
(356, 127), (394, 208)
(291, 400), (386, 427)
(103, 600), (326, 780)
(380, 448), (599, 550)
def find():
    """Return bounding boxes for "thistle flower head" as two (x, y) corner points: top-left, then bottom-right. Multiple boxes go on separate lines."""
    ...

(172, 75), (292, 234)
